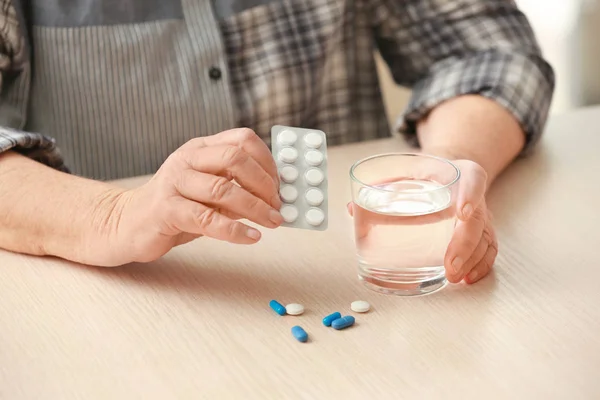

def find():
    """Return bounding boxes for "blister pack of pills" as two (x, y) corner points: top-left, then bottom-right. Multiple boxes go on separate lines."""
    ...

(271, 125), (328, 231)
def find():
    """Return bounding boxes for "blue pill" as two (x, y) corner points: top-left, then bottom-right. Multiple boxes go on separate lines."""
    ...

(322, 312), (342, 327)
(269, 300), (286, 315)
(291, 326), (308, 342)
(331, 315), (355, 330)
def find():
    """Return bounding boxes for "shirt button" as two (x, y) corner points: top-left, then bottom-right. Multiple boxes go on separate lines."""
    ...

(209, 66), (222, 80)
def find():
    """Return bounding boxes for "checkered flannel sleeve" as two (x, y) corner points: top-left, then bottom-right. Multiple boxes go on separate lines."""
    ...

(0, 0), (68, 171)
(0, 127), (69, 172)
(371, 0), (555, 154)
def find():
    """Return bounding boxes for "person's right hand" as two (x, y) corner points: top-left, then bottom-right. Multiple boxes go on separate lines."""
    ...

(102, 128), (283, 266)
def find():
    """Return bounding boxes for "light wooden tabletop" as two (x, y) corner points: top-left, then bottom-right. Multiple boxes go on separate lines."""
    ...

(2, 107), (600, 399)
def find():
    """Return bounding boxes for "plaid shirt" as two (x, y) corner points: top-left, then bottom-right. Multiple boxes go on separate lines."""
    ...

(0, 0), (554, 180)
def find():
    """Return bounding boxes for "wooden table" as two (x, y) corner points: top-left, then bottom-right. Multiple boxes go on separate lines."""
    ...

(2, 107), (600, 399)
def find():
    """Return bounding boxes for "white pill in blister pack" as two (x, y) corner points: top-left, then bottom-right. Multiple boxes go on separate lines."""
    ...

(305, 208), (325, 226)
(305, 168), (324, 186)
(305, 150), (324, 166)
(278, 130), (298, 146)
(280, 185), (299, 203)
(271, 125), (328, 231)
(304, 132), (323, 148)
(280, 165), (299, 183)
(279, 147), (299, 163)
(280, 205), (299, 223)
(305, 188), (324, 206)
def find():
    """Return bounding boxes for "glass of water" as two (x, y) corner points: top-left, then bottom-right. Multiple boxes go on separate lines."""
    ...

(349, 153), (460, 296)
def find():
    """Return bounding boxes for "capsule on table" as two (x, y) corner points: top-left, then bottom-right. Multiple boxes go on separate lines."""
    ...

(322, 312), (342, 327)
(269, 300), (286, 316)
(291, 326), (308, 342)
(331, 315), (355, 330)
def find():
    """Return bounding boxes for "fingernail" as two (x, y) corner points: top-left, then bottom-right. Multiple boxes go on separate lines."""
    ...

(269, 209), (283, 225)
(462, 203), (473, 219)
(272, 194), (282, 209)
(451, 257), (463, 273)
(466, 269), (478, 283)
(246, 228), (261, 240)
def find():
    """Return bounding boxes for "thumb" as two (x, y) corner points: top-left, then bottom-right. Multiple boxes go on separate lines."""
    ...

(455, 160), (487, 221)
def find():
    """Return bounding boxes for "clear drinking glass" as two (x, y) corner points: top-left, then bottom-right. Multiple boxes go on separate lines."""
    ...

(349, 153), (461, 296)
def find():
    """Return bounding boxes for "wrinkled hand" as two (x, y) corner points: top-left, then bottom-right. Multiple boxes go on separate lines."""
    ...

(347, 159), (498, 285)
(444, 160), (498, 284)
(107, 128), (283, 265)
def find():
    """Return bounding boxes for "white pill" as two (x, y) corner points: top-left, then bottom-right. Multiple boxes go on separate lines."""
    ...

(279, 147), (298, 163)
(351, 300), (370, 313)
(305, 168), (324, 186)
(279, 165), (299, 183)
(305, 188), (324, 206)
(285, 303), (305, 316)
(280, 205), (299, 223)
(304, 132), (323, 148)
(278, 129), (297, 146)
(280, 185), (298, 203)
(305, 150), (324, 166)
(305, 208), (325, 226)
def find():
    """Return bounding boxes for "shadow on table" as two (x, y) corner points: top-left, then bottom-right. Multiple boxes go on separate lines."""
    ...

(81, 254), (338, 307)
(79, 253), (500, 313)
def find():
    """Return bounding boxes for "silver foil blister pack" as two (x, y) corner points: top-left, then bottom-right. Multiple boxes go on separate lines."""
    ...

(271, 126), (328, 231)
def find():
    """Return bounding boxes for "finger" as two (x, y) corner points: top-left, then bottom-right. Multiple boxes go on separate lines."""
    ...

(452, 234), (488, 282)
(169, 198), (262, 244)
(351, 202), (373, 240)
(486, 218), (498, 248)
(444, 207), (485, 282)
(191, 128), (279, 186)
(184, 144), (281, 209)
(455, 160), (487, 221)
(176, 170), (283, 228)
(221, 210), (244, 220)
(466, 218), (497, 266)
(465, 241), (498, 284)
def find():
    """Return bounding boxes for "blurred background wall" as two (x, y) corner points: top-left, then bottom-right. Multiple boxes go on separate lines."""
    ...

(376, 0), (600, 126)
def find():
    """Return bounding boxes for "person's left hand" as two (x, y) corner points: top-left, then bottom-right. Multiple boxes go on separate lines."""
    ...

(444, 160), (498, 284)
(347, 159), (498, 285)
